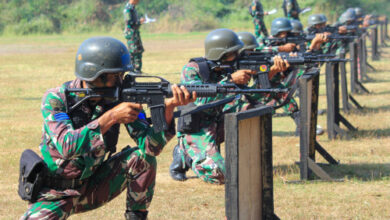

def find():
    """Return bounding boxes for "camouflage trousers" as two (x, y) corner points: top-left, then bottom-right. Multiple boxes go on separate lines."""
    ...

(177, 97), (254, 184)
(20, 147), (156, 220)
(253, 18), (269, 38)
(260, 82), (299, 115)
(125, 29), (144, 72)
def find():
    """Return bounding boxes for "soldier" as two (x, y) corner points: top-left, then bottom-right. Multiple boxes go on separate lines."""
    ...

(19, 37), (195, 220)
(249, 0), (269, 38)
(256, 18), (298, 53)
(257, 19), (328, 135)
(169, 29), (289, 183)
(282, 0), (301, 20)
(290, 19), (304, 36)
(124, 0), (144, 73)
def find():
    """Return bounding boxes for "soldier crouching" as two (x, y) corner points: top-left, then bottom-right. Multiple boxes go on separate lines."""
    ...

(19, 37), (195, 220)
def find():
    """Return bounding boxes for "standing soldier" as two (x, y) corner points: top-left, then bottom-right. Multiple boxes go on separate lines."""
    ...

(18, 37), (195, 220)
(124, 0), (144, 73)
(282, 0), (301, 20)
(249, 0), (269, 38)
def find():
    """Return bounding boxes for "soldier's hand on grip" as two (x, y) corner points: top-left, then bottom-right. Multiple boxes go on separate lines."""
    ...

(231, 69), (256, 85)
(278, 43), (296, 52)
(269, 55), (289, 79)
(110, 103), (143, 124)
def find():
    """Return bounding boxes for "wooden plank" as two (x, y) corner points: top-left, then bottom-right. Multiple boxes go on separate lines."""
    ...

(307, 158), (333, 181)
(238, 117), (262, 220)
(225, 113), (239, 220)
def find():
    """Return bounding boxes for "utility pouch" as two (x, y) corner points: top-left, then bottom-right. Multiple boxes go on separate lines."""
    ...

(177, 103), (203, 134)
(18, 149), (47, 203)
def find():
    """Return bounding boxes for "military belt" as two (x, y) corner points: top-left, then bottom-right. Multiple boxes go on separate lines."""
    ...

(44, 176), (86, 190)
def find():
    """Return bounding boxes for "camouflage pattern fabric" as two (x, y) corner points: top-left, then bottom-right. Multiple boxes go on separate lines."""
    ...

(176, 62), (260, 184)
(283, 0), (300, 20)
(255, 35), (279, 53)
(261, 70), (299, 115)
(20, 78), (175, 219)
(124, 3), (144, 72)
(250, 1), (269, 38)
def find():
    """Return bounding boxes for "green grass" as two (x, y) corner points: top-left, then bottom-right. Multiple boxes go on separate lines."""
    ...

(1, 32), (390, 219)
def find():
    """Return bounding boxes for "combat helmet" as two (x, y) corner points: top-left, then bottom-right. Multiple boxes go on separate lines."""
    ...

(355, 7), (364, 18)
(271, 18), (293, 36)
(237, 32), (259, 53)
(75, 37), (132, 81)
(308, 14), (327, 27)
(290, 19), (303, 34)
(339, 8), (357, 24)
(204, 28), (243, 61)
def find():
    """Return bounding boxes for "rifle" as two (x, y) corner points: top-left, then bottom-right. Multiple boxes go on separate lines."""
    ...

(241, 51), (349, 88)
(265, 34), (357, 48)
(64, 74), (288, 133)
(212, 51), (350, 89)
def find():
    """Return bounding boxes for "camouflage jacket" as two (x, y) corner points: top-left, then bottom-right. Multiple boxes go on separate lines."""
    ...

(39, 78), (175, 180)
(124, 3), (141, 30)
(256, 35), (279, 53)
(283, 0), (300, 18)
(250, 1), (265, 18)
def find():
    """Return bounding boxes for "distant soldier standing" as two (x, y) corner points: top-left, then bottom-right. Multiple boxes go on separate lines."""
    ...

(282, 0), (301, 20)
(124, 0), (144, 73)
(249, 0), (269, 38)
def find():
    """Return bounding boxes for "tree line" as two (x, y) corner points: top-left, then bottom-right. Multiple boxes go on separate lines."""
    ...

(0, 0), (388, 35)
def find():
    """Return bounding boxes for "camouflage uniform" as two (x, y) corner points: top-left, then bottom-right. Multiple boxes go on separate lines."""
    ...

(254, 37), (299, 115)
(250, 1), (269, 38)
(282, 0), (301, 20)
(176, 62), (262, 184)
(124, 3), (144, 72)
(256, 35), (279, 53)
(260, 70), (299, 114)
(20, 78), (175, 219)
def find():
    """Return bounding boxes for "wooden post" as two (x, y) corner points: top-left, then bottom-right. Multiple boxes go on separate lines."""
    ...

(371, 26), (380, 61)
(386, 16), (389, 39)
(326, 62), (357, 140)
(299, 69), (338, 181)
(350, 41), (370, 94)
(225, 106), (278, 220)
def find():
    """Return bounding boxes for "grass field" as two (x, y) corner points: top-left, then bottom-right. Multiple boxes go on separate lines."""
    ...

(1, 32), (390, 219)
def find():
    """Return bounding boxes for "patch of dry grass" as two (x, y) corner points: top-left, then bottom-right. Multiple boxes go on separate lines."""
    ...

(1, 33), (390, 219)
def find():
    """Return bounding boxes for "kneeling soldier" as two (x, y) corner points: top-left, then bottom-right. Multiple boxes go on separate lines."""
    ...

(19, 37), (194, 220)
(169, 29), (288, 184)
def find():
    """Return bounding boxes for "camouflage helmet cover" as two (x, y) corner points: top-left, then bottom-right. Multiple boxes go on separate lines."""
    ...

(75, 37), (132, 81)
(204, 28), (244, 61)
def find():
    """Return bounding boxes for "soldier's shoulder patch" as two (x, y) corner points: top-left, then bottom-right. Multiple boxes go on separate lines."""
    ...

(49, 99), (64, 111)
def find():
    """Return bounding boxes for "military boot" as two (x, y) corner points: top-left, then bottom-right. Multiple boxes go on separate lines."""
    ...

(124, 210), (148, 220)
(291, 111), (301, 136)
(169, 145), (191, 181)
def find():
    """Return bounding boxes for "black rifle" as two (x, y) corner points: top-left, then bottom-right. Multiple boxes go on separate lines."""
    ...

(65, 74), (288, 133)
(220, 51), (350, 89)
(265, 34), (357, 49)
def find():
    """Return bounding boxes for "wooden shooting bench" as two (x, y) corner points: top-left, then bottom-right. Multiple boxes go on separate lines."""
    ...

(224, 106), (279, 220)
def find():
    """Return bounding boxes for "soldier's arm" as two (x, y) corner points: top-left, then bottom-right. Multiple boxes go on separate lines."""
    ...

(256, 36), (279, 53)
(125, 110), (176, 157)
(41, 88), (105, 159)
